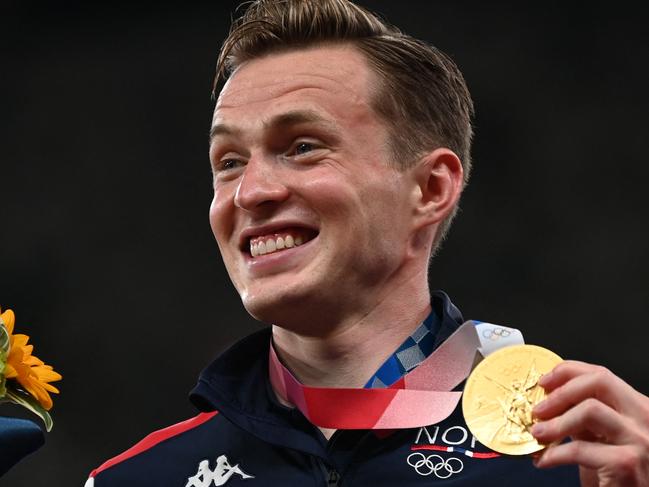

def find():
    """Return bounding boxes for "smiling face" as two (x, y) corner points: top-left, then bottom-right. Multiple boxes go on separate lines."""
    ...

(209, 45), (422, 332)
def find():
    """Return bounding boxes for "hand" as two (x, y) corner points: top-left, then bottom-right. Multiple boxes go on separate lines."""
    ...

(531, 360), (649, 486)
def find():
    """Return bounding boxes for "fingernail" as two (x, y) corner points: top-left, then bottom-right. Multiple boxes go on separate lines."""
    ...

(539, 373), (551, 386)
(531, 423), (545, 436)
(533, 400), (547, 414)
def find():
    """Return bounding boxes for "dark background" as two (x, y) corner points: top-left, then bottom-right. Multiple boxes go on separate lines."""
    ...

(2, 1), (648, 485)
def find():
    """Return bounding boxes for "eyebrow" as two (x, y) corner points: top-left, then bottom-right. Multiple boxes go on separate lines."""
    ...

(208, 109), (338, 143)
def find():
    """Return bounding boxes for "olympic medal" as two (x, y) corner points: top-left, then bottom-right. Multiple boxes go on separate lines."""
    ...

(462, 344), (563, 455)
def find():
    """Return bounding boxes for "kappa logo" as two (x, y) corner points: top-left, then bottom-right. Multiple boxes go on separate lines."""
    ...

(185, 455), (254, 486)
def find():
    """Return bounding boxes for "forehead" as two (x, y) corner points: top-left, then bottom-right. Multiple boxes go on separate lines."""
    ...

(213, 45), (377, 128)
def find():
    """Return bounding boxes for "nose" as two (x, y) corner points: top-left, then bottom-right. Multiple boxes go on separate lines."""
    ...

(234, 156), (289, 211)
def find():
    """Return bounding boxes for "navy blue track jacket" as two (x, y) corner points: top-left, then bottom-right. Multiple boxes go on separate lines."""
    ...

(87, 293), (579, 486)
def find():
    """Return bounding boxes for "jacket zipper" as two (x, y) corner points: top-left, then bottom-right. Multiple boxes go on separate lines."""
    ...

(315, 458), (340, 486)
(327, 468), (340, 486)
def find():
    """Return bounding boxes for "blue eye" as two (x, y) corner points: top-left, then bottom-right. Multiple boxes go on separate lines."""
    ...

(220, 159), (242, 170)
(295, 142), (314, 155)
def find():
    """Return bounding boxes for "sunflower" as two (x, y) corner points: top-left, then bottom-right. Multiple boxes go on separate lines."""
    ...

(1, 308), (62, 411)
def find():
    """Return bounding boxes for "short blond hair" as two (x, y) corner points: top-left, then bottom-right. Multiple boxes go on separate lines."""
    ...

(214, 0), (474, 249)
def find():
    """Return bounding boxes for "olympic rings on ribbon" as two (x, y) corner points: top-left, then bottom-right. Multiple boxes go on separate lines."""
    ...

(481, 327), (511, 341)
(406, 453), (464, 478)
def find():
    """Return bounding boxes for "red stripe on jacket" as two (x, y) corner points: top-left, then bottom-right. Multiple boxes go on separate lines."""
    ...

(90, 411), (218, 478)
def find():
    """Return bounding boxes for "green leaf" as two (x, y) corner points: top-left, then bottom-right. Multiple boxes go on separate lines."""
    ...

(5, 388), (54, 432)
(0, 322), (10, 400)
(0, 320), (9, 355)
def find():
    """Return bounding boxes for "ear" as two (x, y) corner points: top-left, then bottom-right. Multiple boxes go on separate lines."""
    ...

(410, 148), (464, 230)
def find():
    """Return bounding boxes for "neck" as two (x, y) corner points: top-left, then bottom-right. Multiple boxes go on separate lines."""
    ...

(271, 269), (431, 389)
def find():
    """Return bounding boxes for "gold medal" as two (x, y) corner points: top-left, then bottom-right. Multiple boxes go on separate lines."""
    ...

(462, 344), (562, 455)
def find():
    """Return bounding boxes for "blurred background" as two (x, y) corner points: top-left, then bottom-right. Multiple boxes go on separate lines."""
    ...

(1, 0), (648, 484)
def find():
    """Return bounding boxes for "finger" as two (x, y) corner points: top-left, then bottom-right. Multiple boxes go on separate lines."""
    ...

(534, 365), (642, 420)
(540, 361), (610, 391)
(532, 398), (631, 445)
(534, 440), (633, 471)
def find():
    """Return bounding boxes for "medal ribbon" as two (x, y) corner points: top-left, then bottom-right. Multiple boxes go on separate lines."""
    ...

(364, 313), (439, 388)
(269, 321), (483, 429)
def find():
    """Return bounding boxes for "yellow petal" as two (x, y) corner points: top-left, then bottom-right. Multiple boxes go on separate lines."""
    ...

(4, 363), (18, 378)
(39, 392), (54, 411)
(0, 309), (15, 334)
(25, 354), (45, 366)
(21, 380), (41, 400)
(12, 334), (30, 348)
(23, 381), (53, 410)
(8, 347), (25, 363)
(34, 367), (62, 382)
(42, 383), (60, 394)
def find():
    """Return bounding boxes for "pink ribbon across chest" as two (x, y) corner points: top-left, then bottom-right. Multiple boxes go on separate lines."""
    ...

(268, 322), (481, 429)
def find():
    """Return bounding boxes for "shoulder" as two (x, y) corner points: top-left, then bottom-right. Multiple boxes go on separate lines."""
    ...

(86, 411), (219, 486)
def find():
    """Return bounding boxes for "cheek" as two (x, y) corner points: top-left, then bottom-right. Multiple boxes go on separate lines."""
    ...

(208, 198), (221, 237)
(358, 177), (404, 222)
(209, 190), (234, 244)
(209, 195), (242, 284)
(357, 181), (411, 252)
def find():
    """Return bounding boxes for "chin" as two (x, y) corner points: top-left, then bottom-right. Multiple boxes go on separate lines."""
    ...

(241, 285), (326, 331)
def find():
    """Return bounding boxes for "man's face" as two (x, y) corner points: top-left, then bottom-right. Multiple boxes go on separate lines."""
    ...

(209, 46), (418, 330)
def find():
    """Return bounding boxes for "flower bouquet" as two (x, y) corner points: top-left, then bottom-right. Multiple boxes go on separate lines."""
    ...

(0, 307), (62, 432)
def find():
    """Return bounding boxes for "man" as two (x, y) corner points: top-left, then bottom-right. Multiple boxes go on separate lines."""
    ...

(85, 1), (649, 485)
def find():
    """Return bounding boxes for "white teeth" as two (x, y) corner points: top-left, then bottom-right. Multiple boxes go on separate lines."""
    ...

(249, 233), (309, 257)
